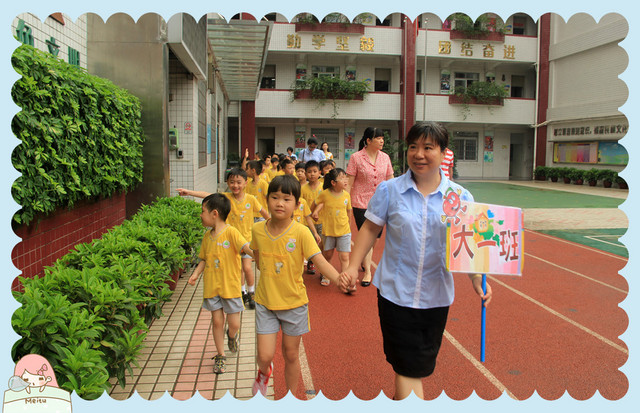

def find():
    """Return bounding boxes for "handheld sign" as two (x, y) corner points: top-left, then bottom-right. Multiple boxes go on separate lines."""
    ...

(442, 189), (524, 361)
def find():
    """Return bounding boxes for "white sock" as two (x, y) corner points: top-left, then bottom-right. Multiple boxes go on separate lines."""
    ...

(248, 285), (255, 294)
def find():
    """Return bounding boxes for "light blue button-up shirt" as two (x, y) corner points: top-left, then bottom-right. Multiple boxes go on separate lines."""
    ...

(365, 169), (474, 309)
(297, 148), (326, 163)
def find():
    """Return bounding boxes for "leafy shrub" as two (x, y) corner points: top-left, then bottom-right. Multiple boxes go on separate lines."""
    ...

(583, 168), (600, 182)
(11, 196), (202, 398)
(11, 44), (144, 225)
(534, 166), (548, 179)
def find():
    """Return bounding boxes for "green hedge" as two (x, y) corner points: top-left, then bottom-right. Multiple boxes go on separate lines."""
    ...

(11, 196), (203, 399)
(11, 44), (144, 225)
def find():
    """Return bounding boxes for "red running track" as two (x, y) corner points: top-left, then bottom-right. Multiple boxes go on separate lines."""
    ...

(269, 227), (628, 401)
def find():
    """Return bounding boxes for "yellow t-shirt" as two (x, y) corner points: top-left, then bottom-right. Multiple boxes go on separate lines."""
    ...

(247, 177), (269, 210)
(251, 220), (321, 310)
(316, 189), (352, 237)
(267, 167), (278, 181)
(293, 198), (312, 225)
(260, 172), (271, 184)
(224, 192), (263, 242)
(198, 225), (248, 299)
(301, 182), (324, 223)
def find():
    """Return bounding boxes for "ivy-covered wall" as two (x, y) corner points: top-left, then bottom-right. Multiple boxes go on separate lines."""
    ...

(11, 44), (145, 226)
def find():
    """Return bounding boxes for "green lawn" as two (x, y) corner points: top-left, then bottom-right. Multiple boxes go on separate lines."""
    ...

(460, 182), (624, 209)
(537, 228), (628, 258)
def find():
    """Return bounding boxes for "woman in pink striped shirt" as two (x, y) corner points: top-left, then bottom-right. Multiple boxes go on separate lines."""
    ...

(346, 127), (395, 286)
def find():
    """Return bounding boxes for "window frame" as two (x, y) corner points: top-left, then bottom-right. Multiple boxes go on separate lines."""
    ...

(452, 131), (478, 161)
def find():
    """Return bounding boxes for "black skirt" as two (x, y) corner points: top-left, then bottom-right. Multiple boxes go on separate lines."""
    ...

(377, 290), (449, 378)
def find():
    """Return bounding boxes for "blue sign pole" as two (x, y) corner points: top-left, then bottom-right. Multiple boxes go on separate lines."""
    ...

(481, 273), (487, 362)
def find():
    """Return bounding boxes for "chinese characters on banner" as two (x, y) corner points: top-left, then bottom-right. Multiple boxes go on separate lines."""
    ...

(438, 41), (517, 60)
(287, 34), (375, 52)
(443, 195), (523, 276)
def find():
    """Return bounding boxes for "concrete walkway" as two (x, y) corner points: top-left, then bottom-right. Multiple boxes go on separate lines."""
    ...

(108, 180), (628, 401)
(108, 263), (271, 401)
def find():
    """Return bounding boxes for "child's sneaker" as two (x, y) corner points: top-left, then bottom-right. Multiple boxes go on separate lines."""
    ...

(306, 261), (315, 274)
(242, 291), (250, 306)
(246, 292), (256, 310)
(212, 355), (226, 374)
(320, 276), (330, 286)
(227, 329), (239, 353)
(252, 363), (273, 397)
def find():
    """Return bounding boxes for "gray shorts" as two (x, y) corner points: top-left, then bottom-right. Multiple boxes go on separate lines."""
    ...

(255, 303), (310, 336)
(323, 233), (352, 252)
(254, 217), (266, 223)
(241, 253), (252, 260)
(202, 296), (244, 314)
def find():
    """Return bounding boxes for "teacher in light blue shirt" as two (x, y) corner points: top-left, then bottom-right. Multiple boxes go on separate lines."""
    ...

(297, 137), (326, 163)
(342, 122), (492, 401)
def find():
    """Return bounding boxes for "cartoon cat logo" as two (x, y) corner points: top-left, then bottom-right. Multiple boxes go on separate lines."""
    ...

(4, 354), (72, 413)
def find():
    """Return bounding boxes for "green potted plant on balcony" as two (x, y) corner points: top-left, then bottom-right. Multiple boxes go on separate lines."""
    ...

(448, 13), (505, 41)
(583, 168), (599, 187)
(597, 169), (616, 188)
(291, 76), (369, 118)
(451, 81), (509, 119)
(294, 12), (365, 34)
(534, 166), (548, 181)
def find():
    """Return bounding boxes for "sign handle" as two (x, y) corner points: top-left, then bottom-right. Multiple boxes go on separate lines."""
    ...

(481, 273), (487, 362)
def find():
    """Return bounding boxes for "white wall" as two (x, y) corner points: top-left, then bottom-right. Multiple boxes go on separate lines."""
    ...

(13, 13), (88, 69)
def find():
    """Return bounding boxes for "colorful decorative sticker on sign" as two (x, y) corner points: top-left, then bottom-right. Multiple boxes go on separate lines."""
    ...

(444, 194), (523, 276)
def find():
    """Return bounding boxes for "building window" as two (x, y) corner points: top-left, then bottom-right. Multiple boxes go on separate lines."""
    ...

(511, 75), (525, 98)
(310, 128), (340, 160)
(375, 68), (391, 92)
(453, 131), (478, 161)
(416, 69), (422, 93)
(454, 72), (479, 91)
(198, 81), (207, 168)
(312, 65), (340, 78)
(512, 16), (526, 35)
(261, 64), (276, 89)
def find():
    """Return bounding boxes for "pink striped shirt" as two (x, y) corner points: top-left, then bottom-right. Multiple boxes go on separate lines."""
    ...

(440, 148), (454, 179)
(346, 149), (394, 209)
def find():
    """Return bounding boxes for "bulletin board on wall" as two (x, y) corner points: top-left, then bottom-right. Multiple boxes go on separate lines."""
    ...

(553, 142), (628, 166)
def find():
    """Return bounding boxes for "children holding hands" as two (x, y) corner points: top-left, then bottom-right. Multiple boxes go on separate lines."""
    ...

(250, 175), (348, 396)
(312, 168), (352, 288)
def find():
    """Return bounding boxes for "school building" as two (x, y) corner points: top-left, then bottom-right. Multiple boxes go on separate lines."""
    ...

(12, 11), (628, 205)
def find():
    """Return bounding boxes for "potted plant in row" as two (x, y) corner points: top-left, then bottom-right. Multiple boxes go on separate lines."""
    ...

(615, 174), (628, 189)
(534, 166), (548, 181)
(547, 167), (560, 182)
(583, 168), (600, 187)
(597, 169), (616, 188)
(569, 168), (584, 185)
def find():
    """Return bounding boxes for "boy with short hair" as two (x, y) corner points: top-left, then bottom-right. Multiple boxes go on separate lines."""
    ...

(278, 158), (297, 179)
(295, 162), (307, 186)
(300, 160), (324, 274)
(177, 168), (269, 309)
(188, 193), (254, 374)
(247, 160), (269, 211)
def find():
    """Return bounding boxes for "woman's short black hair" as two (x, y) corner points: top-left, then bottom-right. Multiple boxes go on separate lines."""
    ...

(405, 122), (449, 152)
(323, 168), (346, 190)
(307, 136), (319, 146)
(202, 193), (231, 221)
(267, 175), (301, 203)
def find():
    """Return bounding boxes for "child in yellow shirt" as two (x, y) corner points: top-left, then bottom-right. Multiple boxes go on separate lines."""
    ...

(295, 162), (307, 186)
(246, 160), (269, 212)
(312, 168), (353, 289)
(188, 193), (254, 374)
(177, 168), (269, 309)
(250, 175), (347, 397)
(300, 160), (324, 274)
